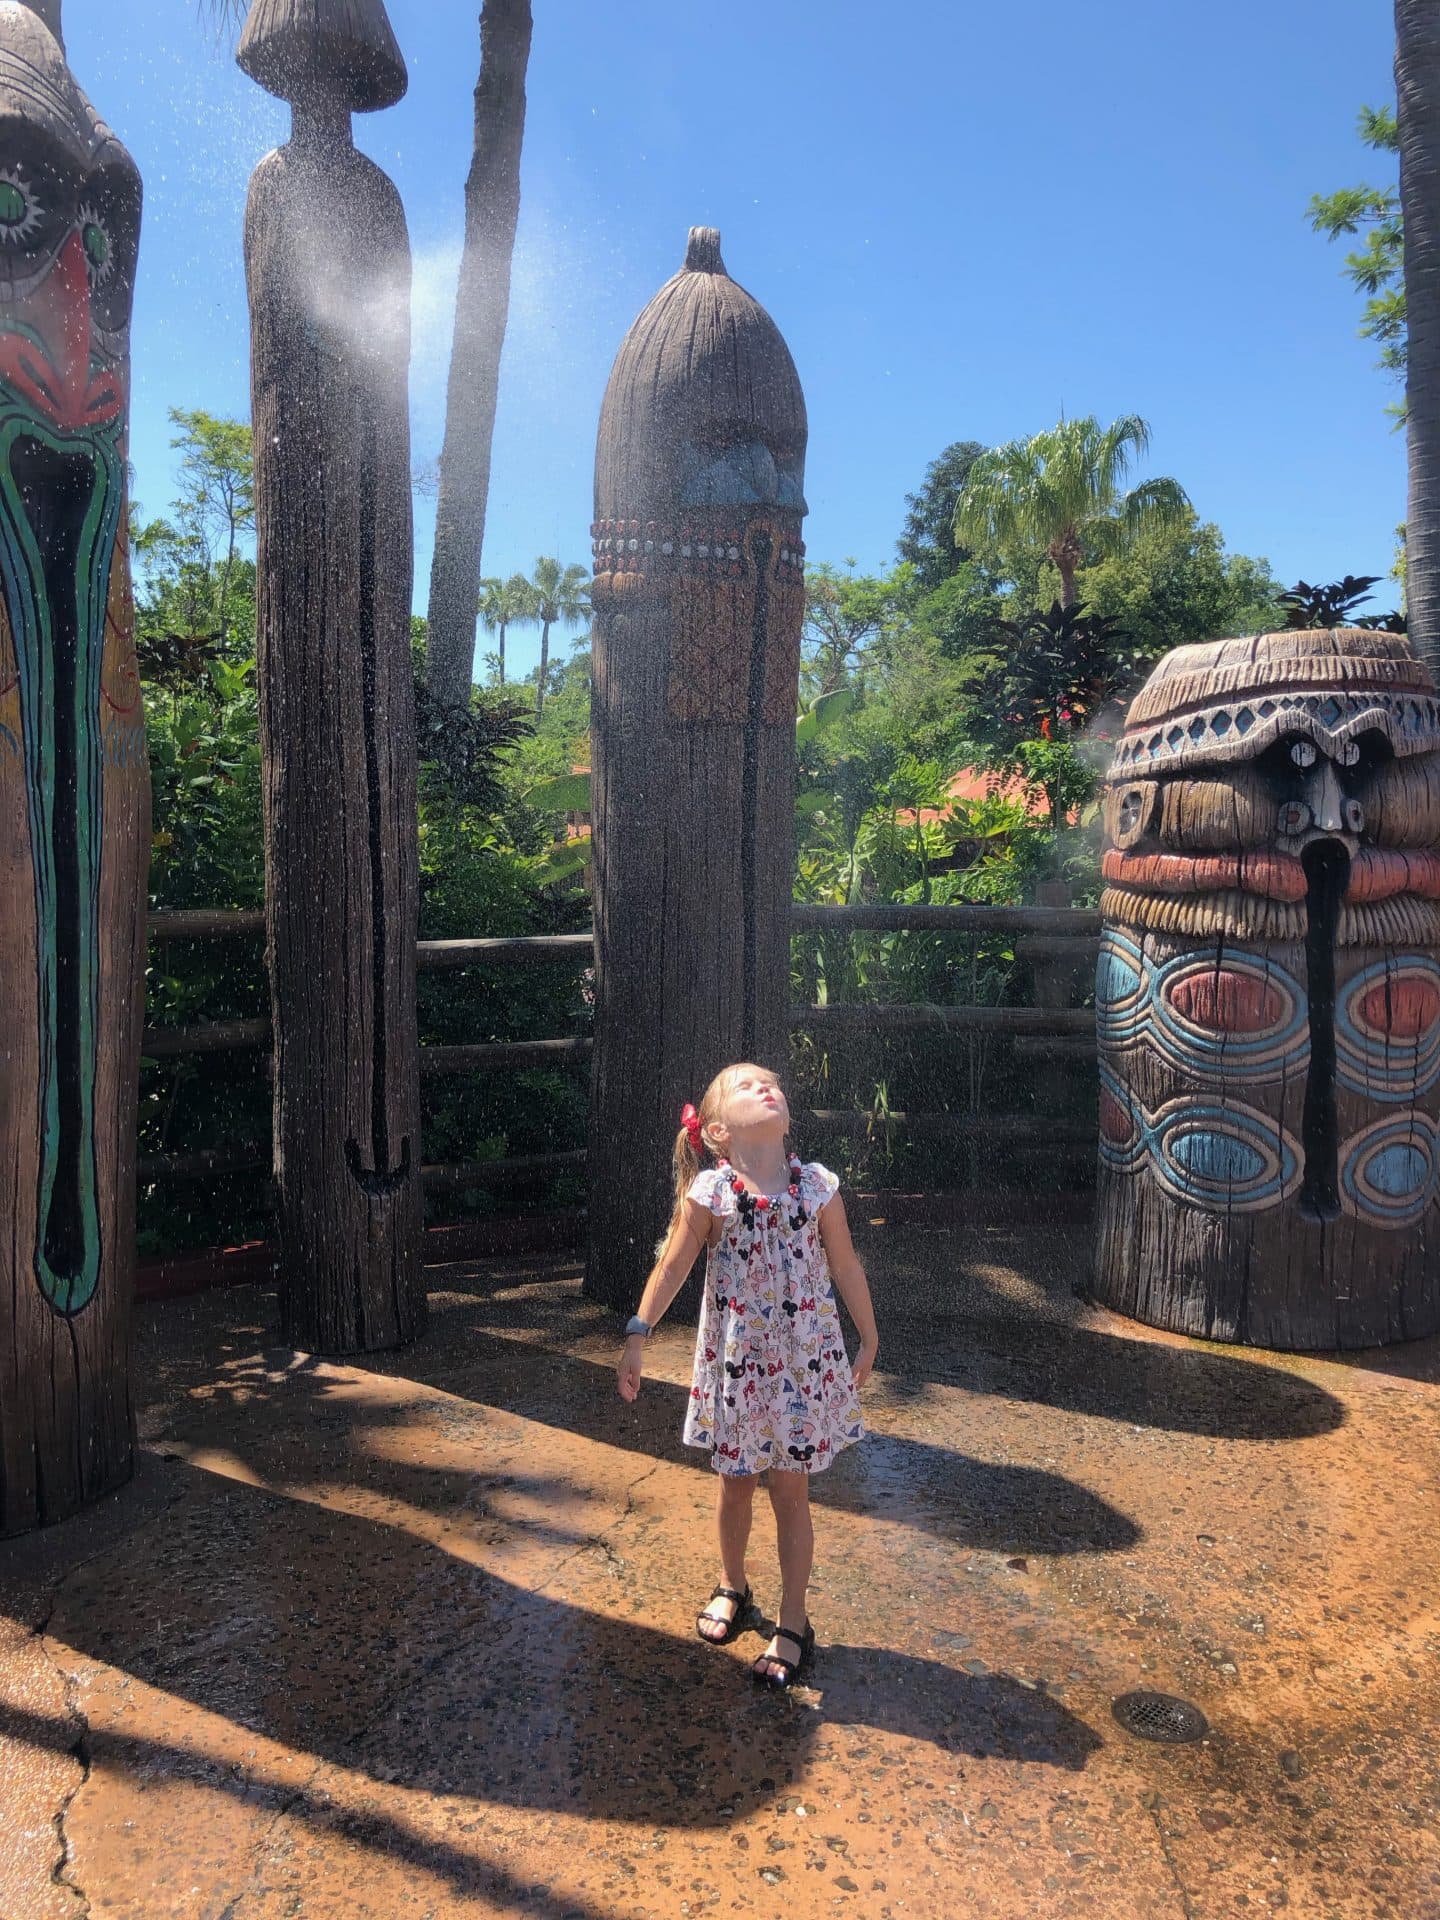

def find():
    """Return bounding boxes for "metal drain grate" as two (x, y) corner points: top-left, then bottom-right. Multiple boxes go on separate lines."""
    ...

(1111, 1691), (1209, 1745)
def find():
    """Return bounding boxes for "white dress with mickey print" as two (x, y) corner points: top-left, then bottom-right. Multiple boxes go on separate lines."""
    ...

(683, 1161), (865, 1476)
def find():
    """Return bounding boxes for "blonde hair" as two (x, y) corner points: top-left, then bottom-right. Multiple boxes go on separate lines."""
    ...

(667, 1062), (786, 1240)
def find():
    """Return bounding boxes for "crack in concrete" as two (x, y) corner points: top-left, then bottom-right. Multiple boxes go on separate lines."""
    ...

(1146, 1801), (1197, 1920)
(34, 1579), (99, 1918)
(535, 1457), (664, 1598)
(25, 1478), (192, 1918)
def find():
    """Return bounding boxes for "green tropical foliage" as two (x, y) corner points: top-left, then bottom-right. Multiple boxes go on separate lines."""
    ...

(524, 556), (590, 716)
(477, 572), (535, 687)
(954, 415), (1190, 607)
(137, 419), (594, 1253)
(896, 440), (987, 590)
(1309, 105), (1405, 413)
(1277, 575), (1406, 631)
(136, 399), (1317, 1230)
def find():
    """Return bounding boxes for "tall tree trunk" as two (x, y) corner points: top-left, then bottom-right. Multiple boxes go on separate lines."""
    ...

(425, 0), (533, 712)
(498, 616), (506, 684)
(536, 616), (550, 716)
(1399, 0), (1440, 675)
(1050, 534), (1081, 608)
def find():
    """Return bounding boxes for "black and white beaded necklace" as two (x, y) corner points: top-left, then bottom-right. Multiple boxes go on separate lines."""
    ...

(718, 1153), (808, 1230)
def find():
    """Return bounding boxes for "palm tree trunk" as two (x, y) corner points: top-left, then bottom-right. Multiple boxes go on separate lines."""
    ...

(424, 0), (533, 712)
(536, 617), (550, 716)
(1399, 0), (1440, 675)
(498, 616), (506, 684)
(1049, 534), (1082, 608)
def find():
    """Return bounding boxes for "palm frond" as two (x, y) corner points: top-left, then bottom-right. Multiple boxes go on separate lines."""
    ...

(193, 0), (248, 48)
(1120, 475), (1191, 539)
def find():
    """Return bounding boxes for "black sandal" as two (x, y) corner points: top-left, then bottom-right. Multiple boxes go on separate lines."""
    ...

(696, 1583), (753, 1645)
(752, 1620), (815, 1689)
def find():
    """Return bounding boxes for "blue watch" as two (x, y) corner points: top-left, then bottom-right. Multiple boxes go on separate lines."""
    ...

(625, 1314), (652, 1338)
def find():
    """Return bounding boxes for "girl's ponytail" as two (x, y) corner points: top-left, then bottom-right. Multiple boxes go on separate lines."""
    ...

(672, 1123), (701, 1218)
(664, 1099), (711, 1247)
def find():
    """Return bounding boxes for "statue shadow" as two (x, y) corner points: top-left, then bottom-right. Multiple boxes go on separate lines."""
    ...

(414, 1259), (1347, 1445)
(0, 1418), (1104, 1904)
(220, 1323), (1144, 1559)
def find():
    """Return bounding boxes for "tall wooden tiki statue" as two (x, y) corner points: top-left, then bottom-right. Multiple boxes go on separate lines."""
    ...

(586, 230), (808, 1309)
(1094, 629), (1440, 1348)
(239, 0), (424, 1352)
(0, 0), (147, 1534)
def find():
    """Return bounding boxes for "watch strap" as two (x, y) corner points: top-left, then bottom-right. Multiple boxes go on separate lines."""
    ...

(625, 1314), (652, 1338)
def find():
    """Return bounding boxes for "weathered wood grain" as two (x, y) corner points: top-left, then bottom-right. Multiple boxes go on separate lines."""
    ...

(0, 5), (146, 1534)
(242, 3), (423, 1354)
(586, 232), (807, 1310)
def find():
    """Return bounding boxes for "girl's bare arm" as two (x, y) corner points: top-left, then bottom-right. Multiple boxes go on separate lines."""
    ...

(818, 1194), (879, 1386)
(617, 1199), (715, 1401)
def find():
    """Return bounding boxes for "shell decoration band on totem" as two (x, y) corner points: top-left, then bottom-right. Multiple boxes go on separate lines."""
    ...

(0, 0), (148, 1534)
(1092, 627), (1440, 1350)
(585, 229), (808, 1309)
(239, 0), (424, 1353)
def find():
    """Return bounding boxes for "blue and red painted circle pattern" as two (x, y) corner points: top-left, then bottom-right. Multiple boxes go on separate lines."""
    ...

(1097, 933), (1440, 1226)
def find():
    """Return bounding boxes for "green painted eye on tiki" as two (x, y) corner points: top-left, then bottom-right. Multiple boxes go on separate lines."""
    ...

(82, 220), (108, 276)
(0, 171), (39, 244)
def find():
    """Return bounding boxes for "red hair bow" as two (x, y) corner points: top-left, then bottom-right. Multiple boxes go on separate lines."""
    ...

(680, 1103), (703, 1151)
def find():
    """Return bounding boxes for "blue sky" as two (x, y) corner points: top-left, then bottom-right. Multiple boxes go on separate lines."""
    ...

(69, 0), (1400, 681)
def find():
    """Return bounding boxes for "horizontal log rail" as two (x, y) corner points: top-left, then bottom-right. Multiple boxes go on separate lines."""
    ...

(138, 1113), (1095, 1182)
(421, 1036), (594, 1074)
(146, 905), (1105, 946)
(805, 1109), (1095, 1146)
(143, 912), (596, 968)
(147, 908), (266, 940)
(141, 1023), (599, 1065)
(792, 1003), (1095, 1035)
(142, 1019), (271, 1057)
(139, 1147), (588, 1187)
(417, 933), (593, 970)
(1013, 1033), (1098, 1059)
(418, 1150), (588, 1192)
(792, 903), (1102, 936)
(138, 1145), (266, 1180)
(144, 1005), (1097, 1058)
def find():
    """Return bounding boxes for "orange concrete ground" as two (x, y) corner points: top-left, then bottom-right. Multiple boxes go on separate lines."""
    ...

(1, 1222), (1438, 1920)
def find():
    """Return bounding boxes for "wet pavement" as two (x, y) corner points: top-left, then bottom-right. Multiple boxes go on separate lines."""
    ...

(1, 1220), (1438, 1919)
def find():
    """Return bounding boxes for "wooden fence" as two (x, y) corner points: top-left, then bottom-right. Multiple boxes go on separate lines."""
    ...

(140, 904), (1102, 1189)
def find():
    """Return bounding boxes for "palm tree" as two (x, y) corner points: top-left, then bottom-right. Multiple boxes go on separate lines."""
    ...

(954, 415), (1190, 607)
(426, 0), (534, 711)
(526, 557), (590, 717)
(477, 572), (535, 686)
(1398, 0), (1440, 673)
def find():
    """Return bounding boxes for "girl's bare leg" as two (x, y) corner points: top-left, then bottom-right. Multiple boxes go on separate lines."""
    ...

(758, 1467), (814, 1677)
(699, 1471), (758, 1642)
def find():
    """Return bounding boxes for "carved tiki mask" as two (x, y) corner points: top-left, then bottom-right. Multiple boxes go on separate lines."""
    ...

(1093, 629), (1440, 1348)
(0, 2), (145, 1317)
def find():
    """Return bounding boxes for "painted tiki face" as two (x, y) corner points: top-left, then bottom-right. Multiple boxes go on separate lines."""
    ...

(0, 4), (143, 1314)
(1094, 631), (1440, 1345)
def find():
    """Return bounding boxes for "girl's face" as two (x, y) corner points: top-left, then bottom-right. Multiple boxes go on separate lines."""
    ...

(711, 1065), (790, 1144)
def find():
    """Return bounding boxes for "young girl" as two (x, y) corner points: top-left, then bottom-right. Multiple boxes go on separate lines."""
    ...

(617, 1062), (879, 1689)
